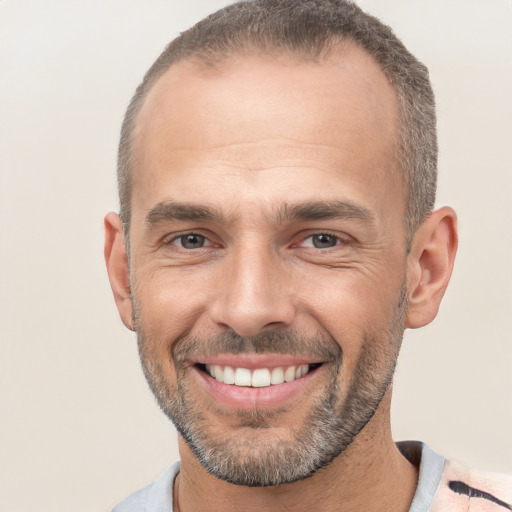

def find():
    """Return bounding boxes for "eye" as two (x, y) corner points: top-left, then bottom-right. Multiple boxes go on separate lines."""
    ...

(173, 233), (209, 249)
(301, 233), (340, 249)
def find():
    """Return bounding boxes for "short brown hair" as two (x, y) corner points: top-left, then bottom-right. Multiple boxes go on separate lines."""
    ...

(118, 0), (437, 242)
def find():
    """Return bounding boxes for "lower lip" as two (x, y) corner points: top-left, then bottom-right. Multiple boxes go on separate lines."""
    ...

(192, 366), (322, 410)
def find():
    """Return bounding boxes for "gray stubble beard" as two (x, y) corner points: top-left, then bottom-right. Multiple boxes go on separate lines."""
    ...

(135, 284), (407, 487)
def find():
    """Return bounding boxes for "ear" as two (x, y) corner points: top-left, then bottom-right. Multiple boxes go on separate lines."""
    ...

(405, 207), (458, 329)
(104, 212), (134, 330)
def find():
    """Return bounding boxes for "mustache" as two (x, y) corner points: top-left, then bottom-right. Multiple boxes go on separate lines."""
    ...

(172, 330), (342, 364)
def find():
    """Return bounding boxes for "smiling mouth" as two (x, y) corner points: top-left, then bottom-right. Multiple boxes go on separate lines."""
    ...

(197, 363), (323, 388)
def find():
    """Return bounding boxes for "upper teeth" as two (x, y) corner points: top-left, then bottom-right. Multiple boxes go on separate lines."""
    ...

(205, 364), (310, 387)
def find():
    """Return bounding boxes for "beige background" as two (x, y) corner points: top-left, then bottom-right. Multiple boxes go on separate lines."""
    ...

(1, 1), (511, 510)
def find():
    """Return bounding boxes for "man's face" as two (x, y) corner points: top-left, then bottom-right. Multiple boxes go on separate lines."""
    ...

(127, 46), (409, 486)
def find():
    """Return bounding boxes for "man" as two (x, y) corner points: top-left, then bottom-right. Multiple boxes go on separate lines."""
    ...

(104, 1), (511, 511)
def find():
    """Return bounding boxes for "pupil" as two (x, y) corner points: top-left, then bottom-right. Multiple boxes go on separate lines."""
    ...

(182, 234), (204, 249)
(313, 234), (336, 248)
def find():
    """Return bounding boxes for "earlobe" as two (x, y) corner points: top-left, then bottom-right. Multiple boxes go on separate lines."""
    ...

(104, 212), (134, 331)
(405, 207), (458, 329)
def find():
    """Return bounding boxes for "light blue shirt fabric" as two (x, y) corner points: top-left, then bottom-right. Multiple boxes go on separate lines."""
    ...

(401, 441), (446, 512)
(112, 442), (445, 512)
(113, 462), (179, 512)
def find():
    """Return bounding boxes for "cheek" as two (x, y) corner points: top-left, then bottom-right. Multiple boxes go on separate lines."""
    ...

(301, 270), (403, 357)
(132, 266), (212, 344)
(306, 268), (397, 320)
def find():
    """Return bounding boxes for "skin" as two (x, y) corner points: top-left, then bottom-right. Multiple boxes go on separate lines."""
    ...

(105, 43), (457, 512)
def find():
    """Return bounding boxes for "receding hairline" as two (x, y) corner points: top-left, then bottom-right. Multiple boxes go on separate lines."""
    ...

(144, 41), (393, 116)
(127, 38), (404, 201)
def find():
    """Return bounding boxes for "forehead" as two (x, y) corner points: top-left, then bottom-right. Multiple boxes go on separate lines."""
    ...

(130, 43), (402, 226)
(135, 43), (398, 152)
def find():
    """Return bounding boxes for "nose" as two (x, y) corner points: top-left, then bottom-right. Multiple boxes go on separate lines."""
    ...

(208, 246), (296, 337)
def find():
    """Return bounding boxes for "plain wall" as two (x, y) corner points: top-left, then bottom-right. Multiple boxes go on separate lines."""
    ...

(1, 1), (511, 510)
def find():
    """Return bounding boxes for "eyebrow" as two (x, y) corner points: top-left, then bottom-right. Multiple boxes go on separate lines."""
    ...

(145, 202), (226, 225)
(145, 199), (374, 226)
(273, 200), (374, 224)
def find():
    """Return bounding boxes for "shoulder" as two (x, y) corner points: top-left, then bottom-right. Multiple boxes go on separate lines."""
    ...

(112, 462), (180, 512)
(431, 458), (512, 512)
(398, 441), (512, 512)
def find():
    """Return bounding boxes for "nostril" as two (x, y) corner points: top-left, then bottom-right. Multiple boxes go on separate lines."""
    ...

(264, 321), (288, 329)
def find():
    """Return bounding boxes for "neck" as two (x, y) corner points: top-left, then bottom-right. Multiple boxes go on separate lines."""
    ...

(174, 392), (418, 512)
